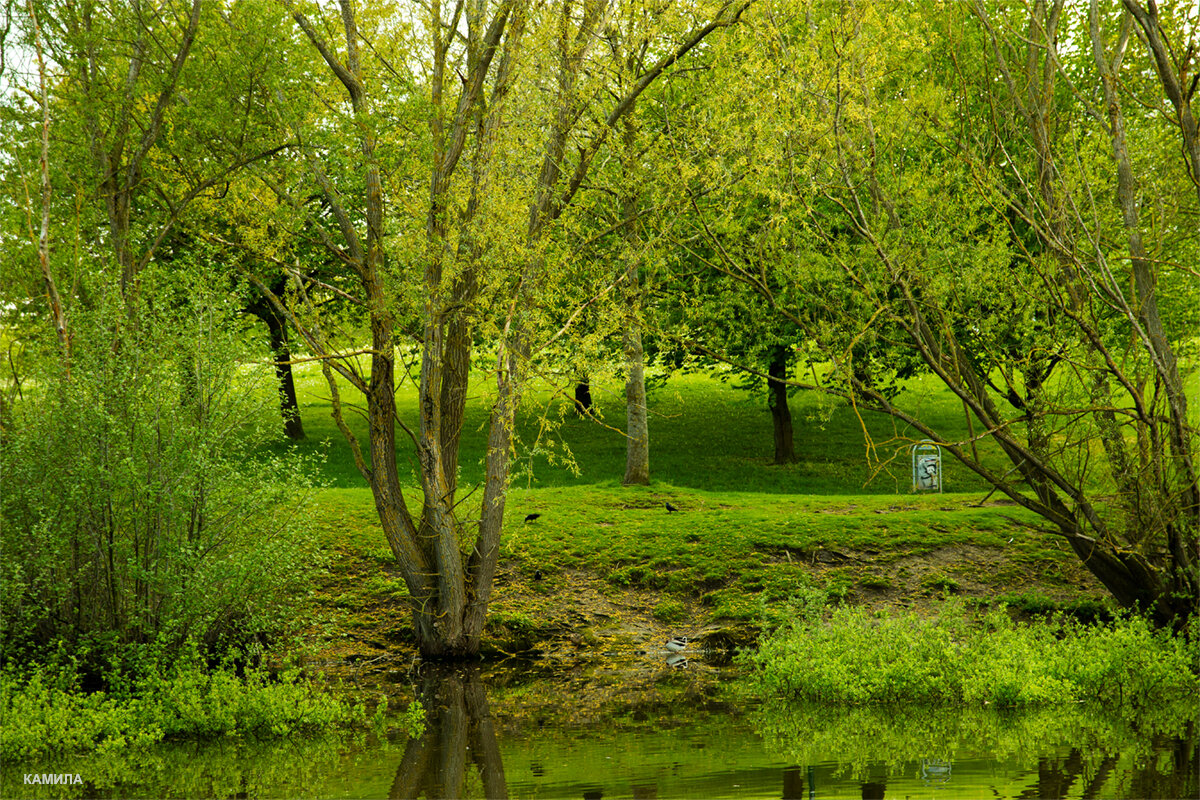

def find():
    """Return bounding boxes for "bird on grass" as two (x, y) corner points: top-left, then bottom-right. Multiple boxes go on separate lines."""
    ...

(665, 502), (679, 513)
(524, 513), (542, 523)
(665, 636), (689, 653)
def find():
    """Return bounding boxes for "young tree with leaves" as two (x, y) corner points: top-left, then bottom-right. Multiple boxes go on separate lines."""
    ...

(664, 0), (1197, 626)
(254, 0), (751, 657)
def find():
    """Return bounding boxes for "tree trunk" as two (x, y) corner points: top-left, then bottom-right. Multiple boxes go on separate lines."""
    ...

(1122, 0), (1200, 210)
(265, 310), (305, 440)
(574, 378), (592, 415)
(28, 4), (69, 366)
(1089, 1), (1198, 617)
(246, 290), (305, 440)
(623, 317), (650, 485)
(621, 113), (650, 486)
(768, 344), (795, 464)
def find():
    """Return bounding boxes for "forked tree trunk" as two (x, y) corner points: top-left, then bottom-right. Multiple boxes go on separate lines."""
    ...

(284, 0), (750, 658)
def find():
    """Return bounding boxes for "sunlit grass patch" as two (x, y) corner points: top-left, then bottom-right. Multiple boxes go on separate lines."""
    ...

(270, 367), (1013, 494)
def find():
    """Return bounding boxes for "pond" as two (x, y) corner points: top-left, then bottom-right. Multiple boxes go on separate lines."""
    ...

(6, 660), (1196, 800)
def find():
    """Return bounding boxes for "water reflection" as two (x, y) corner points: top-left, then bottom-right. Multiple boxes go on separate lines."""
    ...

(753, 704), (1197, 800)
(390, 665), (507, 799)
(5, 669), (1195, 799)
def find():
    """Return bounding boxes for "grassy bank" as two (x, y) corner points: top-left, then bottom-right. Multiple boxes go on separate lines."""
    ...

(289, 368), (1124, 676)
(305, 482), (1110, 678)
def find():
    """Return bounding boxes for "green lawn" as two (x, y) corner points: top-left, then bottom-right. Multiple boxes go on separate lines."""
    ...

(260, 362), (1112, 643)
(263, 364), (1012, 495)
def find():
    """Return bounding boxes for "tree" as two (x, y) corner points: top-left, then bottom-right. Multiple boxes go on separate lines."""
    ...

(254, 0), (751, 657)
(642, 31), (814, 467)
(663, 0), (1197, 625)
(244, 275), (305, 440)
(0, 1), (320, 663)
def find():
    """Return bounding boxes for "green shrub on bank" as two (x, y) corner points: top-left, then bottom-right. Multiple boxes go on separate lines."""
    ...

(746, 601), (1198, 707)
(0, 281), (319, 669)
(0, 653), (423, 759)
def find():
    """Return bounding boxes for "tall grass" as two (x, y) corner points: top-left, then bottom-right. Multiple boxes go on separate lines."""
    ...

(0, 646), (425, 759)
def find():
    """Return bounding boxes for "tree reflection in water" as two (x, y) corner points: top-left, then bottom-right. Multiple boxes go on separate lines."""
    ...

(379, 665), (1197, 800)
(389, 665), (507, 800)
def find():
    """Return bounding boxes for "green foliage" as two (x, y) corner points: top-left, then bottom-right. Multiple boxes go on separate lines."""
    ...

(0, 648), (416, 759)
(0, 279), (319, 668)
(750, 698), (1199, 776)
(747, 602), (1199, 707)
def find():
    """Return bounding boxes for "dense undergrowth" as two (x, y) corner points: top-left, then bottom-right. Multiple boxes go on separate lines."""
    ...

(747, 598), (1200, 707)
(0, 659), (398, 760)
(0, 297), (420, 760)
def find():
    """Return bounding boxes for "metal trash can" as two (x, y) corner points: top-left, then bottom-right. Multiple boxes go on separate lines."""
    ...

(911, 440), (942, 493)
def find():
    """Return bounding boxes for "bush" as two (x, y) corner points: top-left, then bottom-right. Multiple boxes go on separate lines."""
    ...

(746, 602), (1198, 707)
(0, 649), (425, 758)
(0, 278), (318, 672)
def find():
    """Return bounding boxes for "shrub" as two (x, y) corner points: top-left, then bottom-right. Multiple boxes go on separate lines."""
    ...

(746, 602), (1198, 707)
(0, 650), (425, 758)
(0, 279), (318, 672)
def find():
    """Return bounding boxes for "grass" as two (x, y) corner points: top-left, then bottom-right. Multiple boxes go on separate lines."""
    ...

(298, 481), (1101, 646)
(0, 656), (418, 760)
(263, 363), (1014, 494)
(272, 364), (1112, 647)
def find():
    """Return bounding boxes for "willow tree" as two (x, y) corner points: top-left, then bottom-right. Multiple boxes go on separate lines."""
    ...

(256, 0), (750, 657)
(671, 0), (1197, 626)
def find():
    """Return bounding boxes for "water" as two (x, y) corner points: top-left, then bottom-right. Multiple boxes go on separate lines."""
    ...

(4, 664), (1196, 799)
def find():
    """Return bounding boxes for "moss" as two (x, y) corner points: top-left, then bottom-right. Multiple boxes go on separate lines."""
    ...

(921, 574), (961, 596)
(652, 600), (688, 625)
